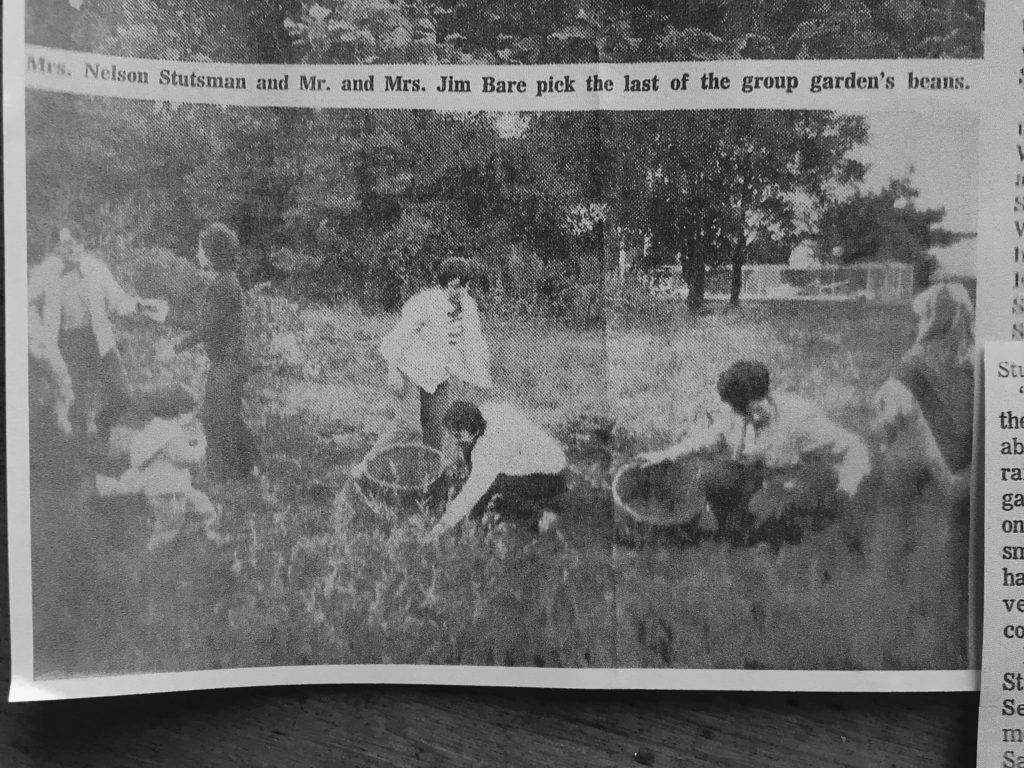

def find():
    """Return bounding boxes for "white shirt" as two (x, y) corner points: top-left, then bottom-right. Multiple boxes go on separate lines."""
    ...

(701, 392), (870, 495)
(379, 288), (492, 393)
(439, 402), (567, 528)
(29, 254), (139, 357)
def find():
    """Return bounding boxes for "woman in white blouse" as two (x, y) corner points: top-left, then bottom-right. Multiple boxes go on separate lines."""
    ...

(379, 256), (493, 451)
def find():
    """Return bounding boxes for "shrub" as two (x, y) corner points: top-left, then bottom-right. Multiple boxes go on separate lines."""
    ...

(113, 246), (211, 328)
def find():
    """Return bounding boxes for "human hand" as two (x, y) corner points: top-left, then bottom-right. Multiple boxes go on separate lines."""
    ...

(637, 450), (666, 467)
(423, 523), (446, 544)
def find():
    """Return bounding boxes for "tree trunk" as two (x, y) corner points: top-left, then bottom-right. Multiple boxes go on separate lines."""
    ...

(686, 236), (705, 312)
(729, 233), (747, 307)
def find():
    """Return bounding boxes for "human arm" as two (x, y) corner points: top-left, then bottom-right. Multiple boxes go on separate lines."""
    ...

(27, 260), (51, 305)
(425, 455), (500, 541)
(638, 422), (726, 465)
(96, 260), (142, 316)
(173, 276), (237, 354)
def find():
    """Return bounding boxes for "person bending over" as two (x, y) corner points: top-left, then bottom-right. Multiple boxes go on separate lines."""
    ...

(639, 360), (870, 543)
(425, 401), (568, 541)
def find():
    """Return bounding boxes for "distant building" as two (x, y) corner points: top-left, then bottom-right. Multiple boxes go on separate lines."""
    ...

(730, 260), (914, 301)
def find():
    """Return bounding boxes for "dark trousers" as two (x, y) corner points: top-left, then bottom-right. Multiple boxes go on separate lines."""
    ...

(698, 459), (766, 540)
(202, 358), (256, 480)
(419, 380), (451, 452)
(470, 469), (569, 522)
(59, 327), (132, 438)
(698, 457), (842, 545)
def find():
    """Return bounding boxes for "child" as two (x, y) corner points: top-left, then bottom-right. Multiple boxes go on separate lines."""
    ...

(96, 384), (221, 549)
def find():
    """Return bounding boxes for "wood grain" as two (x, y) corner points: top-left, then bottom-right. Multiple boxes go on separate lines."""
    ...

(0, 684), (979, 767)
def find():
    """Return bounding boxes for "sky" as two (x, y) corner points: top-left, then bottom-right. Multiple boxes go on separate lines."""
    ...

(851, 111), (979, 275)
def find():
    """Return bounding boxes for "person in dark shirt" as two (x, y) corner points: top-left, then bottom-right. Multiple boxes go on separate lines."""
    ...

(174, 223), (257, 480)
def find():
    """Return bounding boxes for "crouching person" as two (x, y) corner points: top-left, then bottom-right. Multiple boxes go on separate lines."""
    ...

(639, 360), (870, 545)
(425, 401), (568, 541)
(95, 384), (221, 549)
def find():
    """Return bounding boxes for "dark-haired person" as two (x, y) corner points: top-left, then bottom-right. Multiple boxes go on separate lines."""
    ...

(639, 359), (870, 543)
(172, 223), (257, 480)
(424, 401), (567, 541)
(28, 226), (160, 440)
(379, 256), (493, 452)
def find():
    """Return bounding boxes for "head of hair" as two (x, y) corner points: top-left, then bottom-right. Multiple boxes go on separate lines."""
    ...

(136, 383), (197, 420)
(437, 256), (475, 288)
(200, 222), (240, 272)
(717, 360), (771, 413)
(442, 400), (487, 436)
(911, 282), (975, 368)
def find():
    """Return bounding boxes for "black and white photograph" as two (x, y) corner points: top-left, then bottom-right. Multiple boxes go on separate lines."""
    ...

(27, 0), (985, 64)
(20, 92), (977, 686)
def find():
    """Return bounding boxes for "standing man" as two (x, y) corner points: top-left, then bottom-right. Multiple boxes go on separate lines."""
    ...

(28, 226), (156, 440)
(379, 256), (493, 452)
(425, 401), (568, 541)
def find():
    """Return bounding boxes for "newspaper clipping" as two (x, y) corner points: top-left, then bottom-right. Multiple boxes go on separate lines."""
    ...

(3, 0), (1011, 703)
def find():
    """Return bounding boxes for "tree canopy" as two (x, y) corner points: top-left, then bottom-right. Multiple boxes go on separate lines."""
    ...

(28, 91), (884, 314)
(816, 174), (970, 286)
(28, 0), (984, 62)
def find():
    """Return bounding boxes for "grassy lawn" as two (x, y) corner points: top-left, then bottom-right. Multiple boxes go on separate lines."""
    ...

(29, 291), (967, 677)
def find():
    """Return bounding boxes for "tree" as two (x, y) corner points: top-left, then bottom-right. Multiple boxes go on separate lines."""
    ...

(603, 111), (867, 310)
(816, 174), (969, 287)
(28, 0), (983, 62)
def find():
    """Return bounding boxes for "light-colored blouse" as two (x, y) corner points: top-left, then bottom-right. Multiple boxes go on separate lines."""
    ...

(379, 287), (493, 393)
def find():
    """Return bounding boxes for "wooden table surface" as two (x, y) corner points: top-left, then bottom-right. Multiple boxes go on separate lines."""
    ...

(0, 681), (980, 767)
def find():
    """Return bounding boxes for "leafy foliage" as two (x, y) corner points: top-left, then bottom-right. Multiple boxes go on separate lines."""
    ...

(29, 0), (984, 61)
(817, 174), (969, 286)
(28, 95), (883, 313)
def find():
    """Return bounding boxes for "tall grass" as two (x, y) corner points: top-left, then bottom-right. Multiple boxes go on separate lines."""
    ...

(30, 289), (966, 677)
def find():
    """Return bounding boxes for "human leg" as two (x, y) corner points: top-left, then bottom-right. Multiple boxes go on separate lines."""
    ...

(96, 349), (134, 439)
(477, 470), (569, 530)
(59, 328), (103, 436)
(420, 379), (451, 452)
(30, 342), (75, 435)
(202, 359), (256, 481)
(697, 458), (765, 543)
(748, 461), (845, 545)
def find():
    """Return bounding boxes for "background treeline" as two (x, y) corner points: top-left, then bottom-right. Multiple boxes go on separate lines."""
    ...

(28, 0), (984, 62)
(27, 95), (970, 316)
